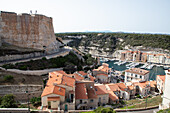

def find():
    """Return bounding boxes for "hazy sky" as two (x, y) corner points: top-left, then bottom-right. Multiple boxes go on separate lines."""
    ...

(0, 0), (170, 34)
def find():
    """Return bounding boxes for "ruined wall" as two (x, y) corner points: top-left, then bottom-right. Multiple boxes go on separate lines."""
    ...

(0, 11), (61, 54)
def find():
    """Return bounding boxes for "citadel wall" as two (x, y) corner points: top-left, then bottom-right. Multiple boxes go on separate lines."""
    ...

(0, 11), (61, 54)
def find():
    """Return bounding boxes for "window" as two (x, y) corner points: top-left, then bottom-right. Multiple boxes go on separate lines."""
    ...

(140, 76), (142, 79)
(90, 99), (93, 103)
(80, 100), (82, 104)
(135, 74), (137, 77)
(103, 97), (105, 100)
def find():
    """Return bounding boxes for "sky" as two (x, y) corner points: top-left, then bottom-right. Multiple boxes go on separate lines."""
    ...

(0, 0), (170, 34)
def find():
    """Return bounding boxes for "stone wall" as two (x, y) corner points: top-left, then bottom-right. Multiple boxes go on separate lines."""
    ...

(0, 85), (43, 102)
(0, 51), (45, 62)
(0, 11), (61, 54)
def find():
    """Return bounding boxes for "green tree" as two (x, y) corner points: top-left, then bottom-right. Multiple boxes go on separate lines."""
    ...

(0, 94), (17, 108)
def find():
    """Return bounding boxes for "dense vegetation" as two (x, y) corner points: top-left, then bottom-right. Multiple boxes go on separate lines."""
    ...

(2, 52), (96, 73)
(0, 94), (17, 108)
(56, 32), (170, 51)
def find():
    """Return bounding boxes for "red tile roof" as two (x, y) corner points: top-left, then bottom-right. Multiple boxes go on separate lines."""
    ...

(75, 83), (88, 99)
(125, 68), (149, 76)
(89, 75), (96, 81)
(107, 90), (119, 101)
(116, 83), (127, 91)
(107, 84), (120, 92)
(41, 85), (65, 97)
(87, 88), (98, 99)
(96, 73), (108, 77)
(78, 71), (87, 76)
(94, 85), (108, 95)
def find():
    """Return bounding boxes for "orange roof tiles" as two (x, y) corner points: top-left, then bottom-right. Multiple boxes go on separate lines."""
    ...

(75, 83), (88, 99)
(157, 75), (165, 82)
(78, 71), (87, 76)
(127, 86), (134, 90)
(61, 75), (75, 87)
(87, 88), (98, 99)
(116, 83), (127, 91)
(89, 75), (96, 81)
(125, 68), (149, 76)
(107, 90), (119, 101)
(47, 97), (60, 101)
(107, 84), (120, 92)
(96, 73), (108, 77)
(94, 85), (108, 95)
(41, 85), (65, 97)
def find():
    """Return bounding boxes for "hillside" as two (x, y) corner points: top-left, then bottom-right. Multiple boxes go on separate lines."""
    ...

(56, 33), (170, 56)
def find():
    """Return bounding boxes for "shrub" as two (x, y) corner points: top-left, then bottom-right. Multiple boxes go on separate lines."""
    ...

(3, 75), (13, 81)
(0, 94), (17, 108)
(42, 57), (47, 60)
(19, 65), (27, 70)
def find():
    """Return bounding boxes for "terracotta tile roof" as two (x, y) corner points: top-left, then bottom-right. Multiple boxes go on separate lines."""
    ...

(148, 81), (156, 87)
(93, 63), (110, 73)
(116, 83), (127, 91)
(96, 73), (108, 77)
(87, 88), (98, 99)
(78, 71), (87, 76)
(133, 81), (156, 89)
(89, 75), (96, 81)
(127, 86), (134, 90)
(75, 83), (88, 99)
(125, 68), (149, 76)
(157, 75), (165, 82)
(47, 97), (60, 101)
(41, 85), (65, 97)
(67, 73), (84, 81)
(107, 84), (120, 92)
(49, 71), (75, 87)
(61, 75), (75, 87)
(94, 84), (108, 95)
(54, 70), (68, 75)
(107, 90), (119, 101)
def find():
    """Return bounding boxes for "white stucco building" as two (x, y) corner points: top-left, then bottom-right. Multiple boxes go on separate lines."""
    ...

(159, 69), (170, 109)
(124, 68), (149, 83)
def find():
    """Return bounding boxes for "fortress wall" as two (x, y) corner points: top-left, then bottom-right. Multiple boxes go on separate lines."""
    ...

(0, 51), (45, 62)
(0, 11), (61, 54)
(0, 85), (43, 102)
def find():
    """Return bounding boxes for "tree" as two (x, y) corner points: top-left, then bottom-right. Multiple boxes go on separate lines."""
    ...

(0, 94), (17, 108)
(3, 75), (13, 82)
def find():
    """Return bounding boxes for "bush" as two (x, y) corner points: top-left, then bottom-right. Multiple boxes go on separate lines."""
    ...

(19, 65), (27, 70)
(42, 57), (47, 60)
(3, 75), (13, 81)
(0, 94), (17, 108)
(30, 97), (41, 107)
(136, 94), (141, 98)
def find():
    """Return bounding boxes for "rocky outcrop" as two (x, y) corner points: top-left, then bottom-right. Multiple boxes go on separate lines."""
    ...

(0, 11), (61, 54)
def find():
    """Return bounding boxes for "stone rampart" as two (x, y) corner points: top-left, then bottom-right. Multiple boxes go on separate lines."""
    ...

(0, 11), (61, 54)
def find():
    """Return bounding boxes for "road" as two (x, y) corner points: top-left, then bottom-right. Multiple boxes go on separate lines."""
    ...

(117, 108), (158, 113)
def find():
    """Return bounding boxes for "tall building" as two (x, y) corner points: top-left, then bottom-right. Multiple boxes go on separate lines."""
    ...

(159, 69), (170, 109)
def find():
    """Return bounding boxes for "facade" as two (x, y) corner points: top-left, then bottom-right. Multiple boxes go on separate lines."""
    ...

(41, 70), (157, 111)
(160, 69), (170, 109)
(93, 63), (111, 83)
(119, 50), (170, 65)
(125, 68), (149, 83)
(156, 75), (165, 94)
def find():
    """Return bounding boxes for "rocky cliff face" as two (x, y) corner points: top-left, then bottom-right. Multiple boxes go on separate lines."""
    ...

(0, 11), (61, 54)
